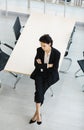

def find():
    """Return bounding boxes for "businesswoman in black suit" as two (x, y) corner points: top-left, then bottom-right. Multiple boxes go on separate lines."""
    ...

(29, 34), (61, 125)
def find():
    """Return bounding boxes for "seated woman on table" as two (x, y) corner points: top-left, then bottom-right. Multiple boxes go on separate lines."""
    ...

(29, 34), (61, 125)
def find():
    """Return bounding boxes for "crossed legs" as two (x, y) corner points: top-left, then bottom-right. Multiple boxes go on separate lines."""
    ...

(30, 103), (42, 123)
(29, 75), (50, 124)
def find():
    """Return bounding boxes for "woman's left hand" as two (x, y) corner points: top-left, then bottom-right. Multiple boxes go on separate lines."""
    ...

(47, 64), (53, 68)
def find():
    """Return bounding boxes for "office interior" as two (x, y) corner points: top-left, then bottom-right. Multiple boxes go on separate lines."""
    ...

(0, 0), (84, 130)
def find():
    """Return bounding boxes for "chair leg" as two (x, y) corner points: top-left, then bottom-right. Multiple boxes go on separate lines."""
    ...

(9, 72), (18, 78)
(82, 84), (84, 92)
(13, 74), (23, 89)
(50, 87), (54, 97)
(75, 69), (84, 78)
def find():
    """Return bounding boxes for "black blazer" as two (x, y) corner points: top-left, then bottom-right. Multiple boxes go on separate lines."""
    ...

(30, 47), (61, 86)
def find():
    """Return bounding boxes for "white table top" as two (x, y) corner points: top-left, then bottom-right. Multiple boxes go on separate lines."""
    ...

(4, 13), (76, 75)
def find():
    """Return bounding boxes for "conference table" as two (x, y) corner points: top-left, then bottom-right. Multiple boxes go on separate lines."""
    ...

(4, 13), (76, 78)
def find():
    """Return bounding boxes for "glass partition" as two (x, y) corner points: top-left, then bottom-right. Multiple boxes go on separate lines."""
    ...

(0, 0), (84, 17)
(0, 0), (28, 14)
(7, 0), (28, 13)
(0, 0), (6, 11)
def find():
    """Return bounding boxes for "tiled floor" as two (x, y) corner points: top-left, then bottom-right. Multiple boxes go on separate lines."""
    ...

(0, 2), (84, 130)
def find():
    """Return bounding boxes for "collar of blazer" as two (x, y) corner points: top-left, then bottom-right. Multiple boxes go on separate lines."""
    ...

(39, 47), (54, 64)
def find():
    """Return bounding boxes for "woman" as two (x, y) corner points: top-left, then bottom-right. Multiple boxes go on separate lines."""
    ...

(29, 34), (61, 125)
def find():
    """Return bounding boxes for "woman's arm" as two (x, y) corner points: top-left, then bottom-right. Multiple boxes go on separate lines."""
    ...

(52, 50), (61, 70)
(34, 48), (48, 70)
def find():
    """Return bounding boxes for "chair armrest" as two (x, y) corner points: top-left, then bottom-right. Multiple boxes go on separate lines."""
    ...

(3, 43), (13, 50)
(0, 42), (13, 55)
(0, 41), (13, 50)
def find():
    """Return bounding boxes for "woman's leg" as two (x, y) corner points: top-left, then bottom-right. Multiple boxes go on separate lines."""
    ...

(36, 103), (42, 122)
(31, 103), (41, 119)
(34, 75), (44, 104)
(43, 78), (51, 95)
(29, 75), (43, 124)
(30, 103), (42, 124)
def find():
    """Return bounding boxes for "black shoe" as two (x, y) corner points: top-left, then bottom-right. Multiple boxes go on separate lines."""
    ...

(37, 114), (42, 125)
(29, 119), (36, 124)
(37, 121), (42, 125)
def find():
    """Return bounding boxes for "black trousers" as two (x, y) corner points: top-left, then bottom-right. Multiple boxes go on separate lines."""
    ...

(34, 74), (51, 105)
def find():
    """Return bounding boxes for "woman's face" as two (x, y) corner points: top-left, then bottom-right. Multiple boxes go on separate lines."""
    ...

(41, 42), (51, 52)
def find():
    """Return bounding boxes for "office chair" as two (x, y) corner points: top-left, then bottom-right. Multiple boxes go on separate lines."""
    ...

(59, 25), (76, 73)
(75, 52), (84, 92)
(0, 41), (22, 89)
(75, 57), (84, 78)
(0, 41), (13, 69)
(13, 16), (24, 44)
(50, 25), (76, 96)
(59, 57), (72, 73)
(13, 15), (30, 44)
(0, 16), (30, 89)
(6, 16), (30, 88)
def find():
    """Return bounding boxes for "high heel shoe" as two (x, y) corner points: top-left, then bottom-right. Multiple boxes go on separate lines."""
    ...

(37, 121), (42, 125)
(29, 112), (37, 124)
(37, 114), (42, 125)
(29, 119), (36, 124)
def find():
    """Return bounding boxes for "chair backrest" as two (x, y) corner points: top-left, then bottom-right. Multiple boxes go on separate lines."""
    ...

(77, 60), (84, 73)
(0, 42), (14, 71)
(13, 17), (21, 41)
(0, 48), (9, 71)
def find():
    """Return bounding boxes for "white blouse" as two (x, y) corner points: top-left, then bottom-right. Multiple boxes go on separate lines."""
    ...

(44, 51), (51, 64)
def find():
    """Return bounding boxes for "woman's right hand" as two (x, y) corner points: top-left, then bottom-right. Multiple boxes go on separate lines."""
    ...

(36, 59), (42, 64)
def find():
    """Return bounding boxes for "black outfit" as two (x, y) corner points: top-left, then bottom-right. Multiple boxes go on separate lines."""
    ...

(30, 47), (61, 105)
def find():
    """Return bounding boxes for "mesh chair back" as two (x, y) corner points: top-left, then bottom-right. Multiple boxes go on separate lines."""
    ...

(13, 17), (21, 41)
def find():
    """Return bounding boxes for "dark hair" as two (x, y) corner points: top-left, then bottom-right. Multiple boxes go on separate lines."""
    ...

(39, 34), (53, 47)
